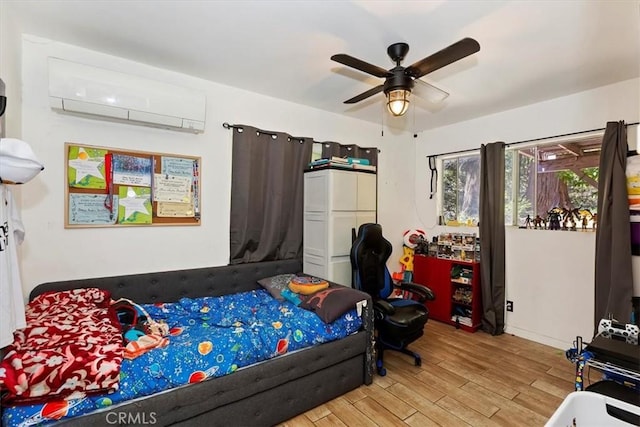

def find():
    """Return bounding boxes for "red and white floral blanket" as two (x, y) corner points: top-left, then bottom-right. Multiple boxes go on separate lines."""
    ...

(0, 288), (124, 404)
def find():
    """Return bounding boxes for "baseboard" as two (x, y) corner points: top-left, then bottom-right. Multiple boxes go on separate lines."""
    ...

(505, 325), (571, 350)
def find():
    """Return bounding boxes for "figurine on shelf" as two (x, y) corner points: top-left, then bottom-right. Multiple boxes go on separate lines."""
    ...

(563, 214), (577, 231)
(533, 215), (545, 229)
(524, 214), (532, 229)
(548, 209), (562, 230)
(577, 209), (593, 230)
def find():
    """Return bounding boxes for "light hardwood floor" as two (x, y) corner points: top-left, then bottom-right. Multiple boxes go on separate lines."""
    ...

(280, 320), (576, 426)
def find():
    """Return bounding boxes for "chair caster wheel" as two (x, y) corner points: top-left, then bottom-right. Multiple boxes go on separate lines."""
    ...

(377, 367), (387, 376)
(415, 356), (421, 367)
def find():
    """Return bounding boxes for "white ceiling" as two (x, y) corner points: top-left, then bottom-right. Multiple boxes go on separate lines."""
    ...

(4, 0), (640, 133)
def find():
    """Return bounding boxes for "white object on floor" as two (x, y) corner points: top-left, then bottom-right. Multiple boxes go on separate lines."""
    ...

(545, 391), (640, 427)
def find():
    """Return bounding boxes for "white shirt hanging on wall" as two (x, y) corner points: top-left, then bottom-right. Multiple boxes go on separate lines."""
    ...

(0, 184), (26, 348)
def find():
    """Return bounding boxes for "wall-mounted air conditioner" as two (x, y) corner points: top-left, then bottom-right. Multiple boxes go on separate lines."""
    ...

(48, 57), (206, 133)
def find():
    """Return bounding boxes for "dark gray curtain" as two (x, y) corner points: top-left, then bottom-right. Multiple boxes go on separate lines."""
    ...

(320, 142), (378, 166)
(479, 142), (506, 335)
(230, 125), (313, 264)
(594, 121), (633, 326)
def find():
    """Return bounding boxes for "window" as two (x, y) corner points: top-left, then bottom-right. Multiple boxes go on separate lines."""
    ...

(441, 154), (481, 226)
(508, 135), (601, 229)
(439, 133), (601, 229)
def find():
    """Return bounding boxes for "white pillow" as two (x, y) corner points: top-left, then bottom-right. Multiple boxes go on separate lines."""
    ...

(0, 138), (44, 184)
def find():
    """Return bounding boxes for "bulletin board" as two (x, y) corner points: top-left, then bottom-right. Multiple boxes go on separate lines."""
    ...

(65, 143), (201, 228)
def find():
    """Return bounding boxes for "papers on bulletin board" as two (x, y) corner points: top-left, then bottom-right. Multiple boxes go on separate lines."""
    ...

(68, 146), (107, 189)
(112, 154), (152, 187)
(161, 156), (195, 178)
(69, 193), (118, 225)
(153, 174), (191, 203)
(157, 201), (195, 217)
(118, 186), (152, 224)
(161, 156), (200, 218)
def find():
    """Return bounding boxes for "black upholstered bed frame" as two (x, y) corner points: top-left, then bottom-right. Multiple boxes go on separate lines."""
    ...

(22, 259), (374, 426)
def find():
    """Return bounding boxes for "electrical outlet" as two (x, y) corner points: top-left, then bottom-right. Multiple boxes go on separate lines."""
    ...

(506, 300), (514, 312)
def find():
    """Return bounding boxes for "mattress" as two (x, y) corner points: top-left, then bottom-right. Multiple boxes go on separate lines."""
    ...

(2, 289), (362, 426)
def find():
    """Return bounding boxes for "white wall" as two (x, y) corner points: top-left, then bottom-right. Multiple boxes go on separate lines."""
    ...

(10, 34), (416, 299)
(4, 2), (638, 351)
(0, 1), (22, 138)
(414, 78), (640, 349)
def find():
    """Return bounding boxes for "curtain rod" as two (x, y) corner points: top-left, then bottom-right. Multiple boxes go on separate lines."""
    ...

(222, 122), (306, 142)
(428, 121), (640, 158)
(223, 122), (276, 137)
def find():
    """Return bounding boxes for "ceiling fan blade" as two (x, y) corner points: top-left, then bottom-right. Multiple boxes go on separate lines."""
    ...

(412, 79), (450, 103)
(344, 85), (385, 104)
(331, 54), (391, 78)
(404, 37), (480, 79)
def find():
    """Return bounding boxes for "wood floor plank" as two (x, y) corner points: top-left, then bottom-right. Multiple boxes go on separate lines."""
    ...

(278, 413), (316, 427)
(342, 385), (369, 404)
(385, 369), (446, 403)
(324, 397), (378, 427)
(474, 341), (557, 373)
(374, 372), (397, 389)
(531, 378), (573, 399)
(385, 384), (473, 427)
(511, 381), (568, 408)
(546, 366), (578, 383)
(435, 395), (503, 427)
(281, 324), (575, 426)
(490, 407), (549, 427)
(353, 396), (408, 427)
(403, 411), (442, 427)
(386, 382), (447, 416)
(384, 352), (424, 374)
(315, 414), (348, 427)
(303, 404), (331, 422)
(416, 371), (500, 417)
(361, 383), (417, 420)
(418, 360), (469, 388)
(437, 359), (519, 400)
(461, 381), (549, 426)
(512, 390), (564, 419)
(481, 362), (540, 386)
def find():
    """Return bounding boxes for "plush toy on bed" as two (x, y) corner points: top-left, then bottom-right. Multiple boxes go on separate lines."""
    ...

(112, 298), (169, 360)
(288, 275), (329, 294)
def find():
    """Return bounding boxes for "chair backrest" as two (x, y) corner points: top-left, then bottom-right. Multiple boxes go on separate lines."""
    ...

(350, 223), (394, 300)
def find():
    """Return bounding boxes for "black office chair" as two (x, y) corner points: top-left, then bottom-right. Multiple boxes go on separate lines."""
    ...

(350, 223), (434, 376)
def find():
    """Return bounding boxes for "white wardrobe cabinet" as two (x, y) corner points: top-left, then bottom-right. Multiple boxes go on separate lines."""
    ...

(303, 168), (377, 286)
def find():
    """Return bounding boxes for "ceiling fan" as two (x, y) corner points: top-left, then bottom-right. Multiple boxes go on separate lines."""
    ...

(331, 38), (480, 116)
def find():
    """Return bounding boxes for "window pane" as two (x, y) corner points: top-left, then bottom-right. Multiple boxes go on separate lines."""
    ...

(560, 167), (599, 212)
(517, 148), (535, 225)
(442, 158), (458, 222)
(457, 155), (480, 225)
(512, 136), (600, 229)
(505, 150), (514, 225)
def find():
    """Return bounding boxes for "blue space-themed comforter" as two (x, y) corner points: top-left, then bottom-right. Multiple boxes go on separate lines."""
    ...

(1, 289), (362, 426)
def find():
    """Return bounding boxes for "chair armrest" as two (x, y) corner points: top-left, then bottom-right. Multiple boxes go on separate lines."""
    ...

(395, 282), (435, 302)
(374, 299), (396, 315)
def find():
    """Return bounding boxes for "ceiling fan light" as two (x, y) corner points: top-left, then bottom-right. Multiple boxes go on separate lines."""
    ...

(387, 89), (410, 116)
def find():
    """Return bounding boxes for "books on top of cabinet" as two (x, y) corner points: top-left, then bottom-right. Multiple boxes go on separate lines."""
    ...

(307, 157), (376, 172)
